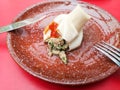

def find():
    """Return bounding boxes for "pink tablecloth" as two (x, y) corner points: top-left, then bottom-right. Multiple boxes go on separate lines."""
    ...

(0, 0), (120, 90)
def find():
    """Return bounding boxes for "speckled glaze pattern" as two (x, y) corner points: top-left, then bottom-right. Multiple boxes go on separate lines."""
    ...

(7, 0), (120, 85)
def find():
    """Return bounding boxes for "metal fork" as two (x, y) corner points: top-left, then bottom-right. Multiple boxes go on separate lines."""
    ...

(94, 41), (120, 66)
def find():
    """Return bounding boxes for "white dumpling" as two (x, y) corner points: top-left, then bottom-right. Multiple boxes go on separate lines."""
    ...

(69, 29), (83, 51)
(68, 4), (91, 32)
(57, 17), (78, 43)
(54, 14), (67, 24)
(44, 4), (91, 51)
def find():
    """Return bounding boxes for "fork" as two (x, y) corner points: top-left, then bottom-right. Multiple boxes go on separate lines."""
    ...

(94, 41), (120, 66)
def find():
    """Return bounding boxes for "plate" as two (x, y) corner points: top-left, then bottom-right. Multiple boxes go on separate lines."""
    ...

(7, 0), (120, 85)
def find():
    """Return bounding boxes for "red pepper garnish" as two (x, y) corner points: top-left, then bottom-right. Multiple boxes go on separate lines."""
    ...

(49, 22), (60, 38)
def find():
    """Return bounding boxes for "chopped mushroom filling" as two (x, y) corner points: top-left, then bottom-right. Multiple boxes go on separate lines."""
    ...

(46, 38), (69, 64)
(43, 5), (91, 64)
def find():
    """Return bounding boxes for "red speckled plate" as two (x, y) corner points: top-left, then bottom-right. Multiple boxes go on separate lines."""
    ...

(7, 0), (120, 85)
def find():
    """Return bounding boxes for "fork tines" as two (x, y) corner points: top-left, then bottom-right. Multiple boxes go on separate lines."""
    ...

(94, 41), (120, 66)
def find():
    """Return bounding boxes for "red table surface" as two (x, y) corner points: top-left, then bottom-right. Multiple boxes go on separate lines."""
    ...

(0, 0), (120, 90)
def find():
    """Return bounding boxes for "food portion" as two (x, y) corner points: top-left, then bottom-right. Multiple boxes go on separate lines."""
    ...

(43, 4), (91, 64)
